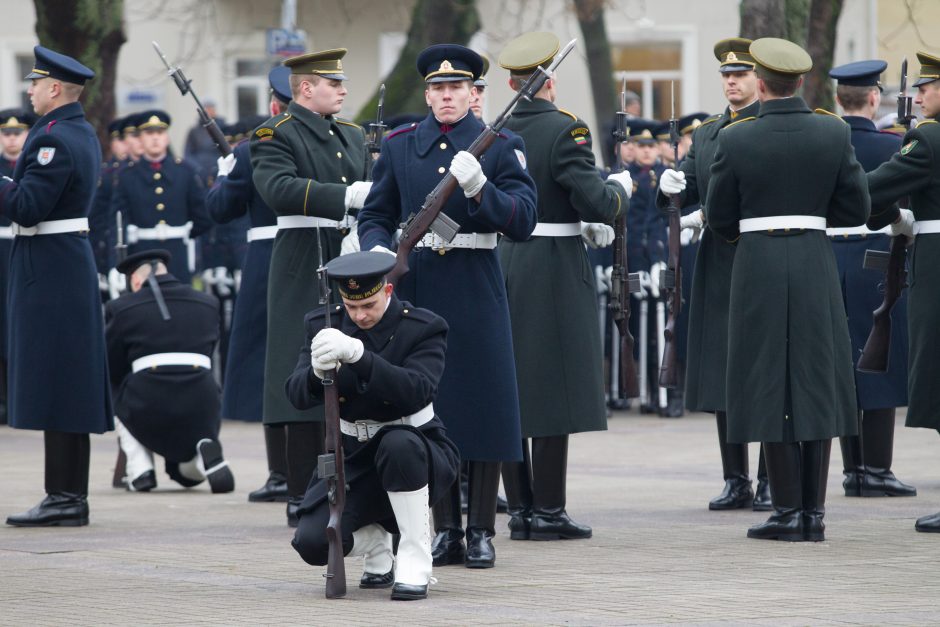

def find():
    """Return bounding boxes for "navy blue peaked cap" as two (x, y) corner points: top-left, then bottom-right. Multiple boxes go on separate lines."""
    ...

(829, 60), (886, 89)
(269, 66), (292, 103)
(25, 46), (95, 85)
(417, 44), (484, 83)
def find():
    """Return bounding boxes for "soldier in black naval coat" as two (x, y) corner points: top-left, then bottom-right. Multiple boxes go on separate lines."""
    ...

(288, 252), (459, 601)
(828, 60), (915, 498)
(4, 47), (112, 527)
(707, 38), (870, 542)
(358, 44), (538, 568)
(111, 110), (212, 283)
(657, 38), (771, 511)
(866, 51), (940, 533)
(105, 249), (234, 493)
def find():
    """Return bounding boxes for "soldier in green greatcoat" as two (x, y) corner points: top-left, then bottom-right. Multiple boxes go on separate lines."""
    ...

(866, 51), (940, 534)
(495, 32), (632, 542)
(657, 38), (770, 512)
(251, 48), (370, 527)
(706, 38), (870, 542)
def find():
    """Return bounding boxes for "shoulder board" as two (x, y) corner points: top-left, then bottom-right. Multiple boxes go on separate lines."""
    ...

(917, 119), (938, 128)
(557, 108), (577, 121)
(304, 304), (343, 323)
(274, 113), (293, 128)
(723, 116), (756, 129)
(699, 114), (721, 128)
(399, 304), (438, 324)
(814, 108), (844, 121)
(336, 119), (361, 129)
(386, 124), (417, 140)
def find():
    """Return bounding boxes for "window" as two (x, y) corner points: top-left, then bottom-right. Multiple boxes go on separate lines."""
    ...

(231, 58), (272, 120)
(612, 42), (682, 120)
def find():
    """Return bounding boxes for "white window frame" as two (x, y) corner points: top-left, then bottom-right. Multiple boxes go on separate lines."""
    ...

(230, 58), (271, 119)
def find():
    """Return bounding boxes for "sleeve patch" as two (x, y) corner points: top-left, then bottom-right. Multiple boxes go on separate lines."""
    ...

(514, 149), (527, 169)
(900, 140), (918, 155)
(570, 127), (589, 137)
(255, 127), (274, 138)
(573, 136), (588, 145)
(37, 147), (56, 165)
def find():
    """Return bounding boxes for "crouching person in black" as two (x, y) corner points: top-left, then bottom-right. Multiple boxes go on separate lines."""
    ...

(287, 251), (459, 601)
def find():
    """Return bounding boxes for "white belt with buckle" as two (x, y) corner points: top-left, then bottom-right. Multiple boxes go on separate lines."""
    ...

(276, 215), (341, 230)
(127, 222), (192, 243)
(739, 215), (827, 233)
(12, 217), (89, 237)
(0, 226), (13, 240)
(132, 352), (212, 373)
(530, 222), (582, 237)
(414, 232), (497, 251)
(826, 225), (891, 237)
(914, 220), (940, 235)
(339, 403), (435, 442)
(246, 226), (278, 242)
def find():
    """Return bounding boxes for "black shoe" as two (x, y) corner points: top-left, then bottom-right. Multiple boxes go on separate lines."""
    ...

(507, 511), (531, 540)
(360, 568), (394, 589)
(746, 509), (803, 542)
(663, 394), (684, 418)
(708, 478), (754, 510)
(430, 528), (465, 566)
(608, 398), (630, 411)
(6, 493), (89, 527)
(286, 496), (302, 528)
(248, 472), (288, 503)
(464, 527), (495, 568)
(803, 512), (826, 542)
(197, 439), (235, 494)
(128, 470), (157, 492)
(752, 479), (772, 511)
(529, 510), (592, 540)
(858, 467), (917, 497)
(915, 512), (940, 533)
(391, 582), (428, 600)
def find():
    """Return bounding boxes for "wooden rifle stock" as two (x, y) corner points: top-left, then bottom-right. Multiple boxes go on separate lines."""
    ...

(658, 197), (682, 389)
(610, 212), (640, 398)
(856, 236), (907, 374)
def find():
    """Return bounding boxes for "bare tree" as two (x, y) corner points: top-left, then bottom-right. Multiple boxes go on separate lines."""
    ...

(33, 0), (126, 152)
(572, 0), (617, 168)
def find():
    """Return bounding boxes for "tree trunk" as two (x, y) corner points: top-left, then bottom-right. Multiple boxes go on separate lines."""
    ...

(355, 0), (481, 123)
(802, 0), (844, 110)
(573, 0), (616, 168)
(34, 0), (125, 154)
(739, 0), (787, 39)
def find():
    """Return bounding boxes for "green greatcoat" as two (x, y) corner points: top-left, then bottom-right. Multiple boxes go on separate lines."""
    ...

(707, 97), (869, 444)
(498, 98), (627, 438)
(656, 100), (761, 412)
(250, 101), (368, 424)
(867, 118), (940, 429)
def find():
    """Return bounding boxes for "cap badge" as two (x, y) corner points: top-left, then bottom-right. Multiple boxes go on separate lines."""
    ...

(439, 60), (454, 73)
(692, 119), (702, 129)
(347, 278), (359, 290)
(8, 117), (19, 126)
(726, 51), (738, 62)
(147, 115), (161, 126)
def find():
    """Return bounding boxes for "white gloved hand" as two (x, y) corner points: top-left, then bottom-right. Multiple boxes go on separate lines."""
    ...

(679, 209), (704, 230)
(344, 181), (372, 211)
(370, 245), (395, 257)
(213, 266), (232, 298)
(311, 338), (340, 380)
(98, 273), (109, 294)
(606, 170), (633, 199)
(108, 267), (126, 300)
(660, 169), (686, 195)
(216, 153), (236, 178)
(341, 224), (360, 255)
(449, 151), (487, 198)
(311, 327), (364, 365)
(581, 223), (615, 249)
(650, 261), (667, 298)
(890, 208), (915, 239)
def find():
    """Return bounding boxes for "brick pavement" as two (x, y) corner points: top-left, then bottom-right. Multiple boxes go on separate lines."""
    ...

(1, 411), (938, 626)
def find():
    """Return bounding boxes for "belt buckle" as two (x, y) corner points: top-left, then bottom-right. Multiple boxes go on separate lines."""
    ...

(353, 421), (370, 442)
(154, 222), (169, 240)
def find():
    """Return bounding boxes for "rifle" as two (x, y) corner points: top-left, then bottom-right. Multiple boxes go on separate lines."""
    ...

(856, 59), (914, 374)
(314, 226), (346, 599)
(153, 41), (232, 158)
(386, 39), (578, 287)
(111, 210), (129, 489)
(609, 78), (640, 399)
(658, 82), (682, 389)
(365, 84), (386, 180)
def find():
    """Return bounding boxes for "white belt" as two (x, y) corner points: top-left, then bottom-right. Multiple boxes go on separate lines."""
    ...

(126, 222), (192, 243)
(131, 352), (212, 373)
(826, 225), (891, 237)
(246, 226), (278, 242)
(414, 232), (497, 251)
(914, 220), (940, 235)
(339, 403), (435, 442)
(0, 226), (13, 240)
(530, 222), (582, 237)
(739, 215), (827, 233)
(276, 215), (341, 230)
(12, 217), (89, 237)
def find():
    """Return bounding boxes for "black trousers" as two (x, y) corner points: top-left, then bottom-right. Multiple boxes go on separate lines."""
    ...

(45, 430), (90, 496)
(287, 422), (325, 497)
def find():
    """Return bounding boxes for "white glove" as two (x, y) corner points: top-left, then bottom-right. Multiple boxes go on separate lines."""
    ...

(108, 268), (126, 300)
(650, 261), (667, 298)
(889, 208), (915, 239)
(311, 327), (364, 367)
(660, 169), (686, 195)
(679, 209), (704, 230)
(449, 151), (487, 198)
(98, 273), (109, 294)
(213, 266), (232, 298)
(311, 338), (340, 380)
(216, 154), (236, 178)
(581, 223), (615, 249)
(370, 245), (395, 257)
(606, 170), (633, 199)
(344, 181), (372, 211)
(341, 224), (360, 255)
(597, 266), (611, 294)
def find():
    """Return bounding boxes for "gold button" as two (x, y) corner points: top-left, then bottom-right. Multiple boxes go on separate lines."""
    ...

(329, 130), (334, 135)
(438, 166), (445, 174)
(339, 397), (346, 403)
(155, 186), (164, 195)
(403, 309), (409, 314)
(440, 142), (447, 150)
(336, 152), (342, 158)
(341, 176), (347, 183)
(156, 203), (165, 211)
(158, 219), (167, 225)
(153, 172), (162, 180)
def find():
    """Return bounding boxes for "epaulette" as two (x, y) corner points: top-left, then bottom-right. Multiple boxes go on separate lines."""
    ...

(699, 114), (721, 127)
(814, 108), (844, 121)
(304, 304), (343, 324)
(557, 108), (577, 121)
(274, 113), (293, 128)
(386, 123), (417, 140)
(336, 119), (361, 129)
(917, 119), (938, 128)
(399, 303), (437, 324)
(723, 116), (756, 129)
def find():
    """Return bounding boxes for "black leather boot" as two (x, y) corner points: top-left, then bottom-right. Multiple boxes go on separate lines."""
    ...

(529, 436), (592, 540)
(465, 461), (499, 568)
(249, 424), (288, 502)
(286, 496), (302, 528)
(286, 422), (322, 527)
(859, 408), (916, 497)
(8, 431), (90, 527)
(747, 441), (803, 542)
(501, 441), (533, 540)
(710, 412), (754, 510)
(839, 411), (864, 497)
(801, 439), (831, 542)
(6, 493), (89, 527)
(430, 479), (465, 566)
(753, 446), (772, 511)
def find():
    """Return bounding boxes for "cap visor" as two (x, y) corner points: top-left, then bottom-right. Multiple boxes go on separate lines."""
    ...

(25, 70), (47, 80)
(913, 77), (939, 87)
(426, 75), (472, 84)
(719, 64), (754, 73)
(319, 72), (347, 81)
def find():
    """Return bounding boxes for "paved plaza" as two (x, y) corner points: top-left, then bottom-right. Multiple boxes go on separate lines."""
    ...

(2, 410), (939, 626)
